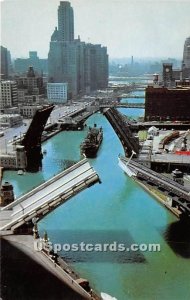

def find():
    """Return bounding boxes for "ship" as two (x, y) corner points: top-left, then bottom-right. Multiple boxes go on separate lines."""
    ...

(80, 124), (103, 158)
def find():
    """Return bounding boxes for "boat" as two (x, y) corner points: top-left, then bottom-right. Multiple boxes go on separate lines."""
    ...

(101, 292), (118, 300)
(17, 170), (24, 175)
(80, 124), (103, 158)
(43, 149), (47, 154)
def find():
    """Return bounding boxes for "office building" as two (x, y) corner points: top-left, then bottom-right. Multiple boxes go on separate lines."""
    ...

(47, 83), (68, 103)
(182, 36), (190, 79)
(183, 37), (190, 68)
(19, 105), (43, 118)
(0, 46), (9, 79)
(145, 86), (190, 121)
(0, 80), (18, 109)
(48, 1), (108, 98)
(16, 66), (45, 96)
(85, 43), (108, 90)
(0, 146), (27, 170)
(58, 1), (74, 42)
(14, 51), (48, 75)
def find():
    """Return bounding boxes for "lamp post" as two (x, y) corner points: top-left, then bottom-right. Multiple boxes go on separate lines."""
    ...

(127, 150), (136, 166)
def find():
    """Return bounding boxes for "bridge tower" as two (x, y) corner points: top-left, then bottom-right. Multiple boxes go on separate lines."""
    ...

(0, 182), (14, 207)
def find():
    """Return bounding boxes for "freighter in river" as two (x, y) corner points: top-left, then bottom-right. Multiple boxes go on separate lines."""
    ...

(80, 124), (103, 158)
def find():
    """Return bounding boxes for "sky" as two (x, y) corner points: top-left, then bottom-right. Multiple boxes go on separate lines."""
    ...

(0, 0), (190, 60)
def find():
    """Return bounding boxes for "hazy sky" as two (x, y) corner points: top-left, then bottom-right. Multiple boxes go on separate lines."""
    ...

(1, 0), (190, 59)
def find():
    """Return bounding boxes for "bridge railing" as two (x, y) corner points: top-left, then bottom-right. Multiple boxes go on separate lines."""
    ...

(1, 159), (100, 231)
(2, 158), (92, 211)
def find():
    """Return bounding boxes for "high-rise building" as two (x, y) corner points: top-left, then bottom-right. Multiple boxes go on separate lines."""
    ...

(14, 51), (48, 75)
(183, 37), (190, 68)
(182, 37), (190, 79)
(48, 39), (82, 97)
(84, 43), (108, 91)
(0, 46), (9, 79)
(48, 1), (108, 98)
(58, 1), (74, 42)
(0, 80), (18, 109)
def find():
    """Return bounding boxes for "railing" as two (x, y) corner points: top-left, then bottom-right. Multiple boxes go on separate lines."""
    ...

(0, 159), (100, 231)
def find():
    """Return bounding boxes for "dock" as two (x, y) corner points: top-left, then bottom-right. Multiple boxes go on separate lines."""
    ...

(1, 234), (101, 300)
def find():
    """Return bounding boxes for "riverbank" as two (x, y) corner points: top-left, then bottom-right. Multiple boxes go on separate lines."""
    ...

(134, 177), (181, 218)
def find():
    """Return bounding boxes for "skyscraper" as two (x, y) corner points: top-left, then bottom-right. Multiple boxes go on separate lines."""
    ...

(48, 1), (108, 98)
(0, 46), (9, 79)
(183, 37), (190, 68)
(58, 1), (74, 42)
(182, 36), (190, 79)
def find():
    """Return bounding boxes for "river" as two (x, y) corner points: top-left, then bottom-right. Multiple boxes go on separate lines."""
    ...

(3, 86), (190, 300)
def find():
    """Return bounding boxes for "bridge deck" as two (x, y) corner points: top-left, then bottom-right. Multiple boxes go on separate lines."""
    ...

(0, 159), (100, 232)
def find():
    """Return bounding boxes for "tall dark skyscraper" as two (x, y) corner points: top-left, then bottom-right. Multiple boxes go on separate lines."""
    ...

(58, 1), (74, 42)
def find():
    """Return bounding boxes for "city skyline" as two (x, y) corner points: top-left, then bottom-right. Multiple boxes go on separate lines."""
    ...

(1, 0), (190, 59)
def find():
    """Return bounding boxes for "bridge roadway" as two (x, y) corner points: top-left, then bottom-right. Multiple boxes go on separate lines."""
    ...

(0, 158), (100, 232)
(119, 156), (190, 215)
(103, 108), (139, 156)
(119, 95), (144, 99)
(100, 103), (145, 109)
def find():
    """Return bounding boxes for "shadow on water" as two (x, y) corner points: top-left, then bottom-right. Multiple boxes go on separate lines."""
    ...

(0, 238), (84, 300)
(41, 230), (147, 264)
(163, 219), (190, 258)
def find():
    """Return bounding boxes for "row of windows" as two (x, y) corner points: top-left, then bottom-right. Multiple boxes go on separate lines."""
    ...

(48, 92), (67, 95)
(0, 159), (16, 166)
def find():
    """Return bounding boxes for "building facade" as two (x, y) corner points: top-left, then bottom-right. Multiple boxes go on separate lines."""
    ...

(0, 146), (27, 170)
(47, 83), (68, 103)
(0, 80), (18, 108)
(16, 66), (44, 95)
(0, 114), (23, 127)
(19, 105), (43, 118)
(15, 66), (47, 105)
(145, 86), (190, 121)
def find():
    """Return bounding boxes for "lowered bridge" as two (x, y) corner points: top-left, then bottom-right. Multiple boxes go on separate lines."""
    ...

(100, 103), (145, 109)
(0, 158), (100, 233)
(119, 94), (144, 99)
